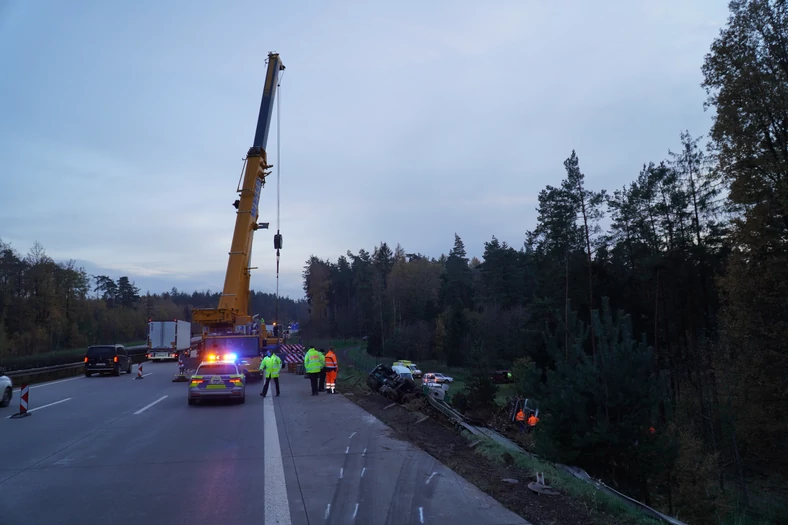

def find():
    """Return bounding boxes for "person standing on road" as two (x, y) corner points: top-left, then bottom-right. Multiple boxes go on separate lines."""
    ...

(317, 348), (327, 392)
(324, 346), (338, 394)
(260, 349), (282, 397)
(303, 346), (325, 396)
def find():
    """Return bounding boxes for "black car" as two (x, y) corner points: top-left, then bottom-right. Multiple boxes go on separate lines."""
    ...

(85, 345), (133, 377)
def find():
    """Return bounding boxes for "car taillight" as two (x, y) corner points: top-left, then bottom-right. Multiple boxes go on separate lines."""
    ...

(190, 379), (204, 385)
(114, 356), (118, 363)
(84, 357), (88, 363)
(229, 378), (242, 384)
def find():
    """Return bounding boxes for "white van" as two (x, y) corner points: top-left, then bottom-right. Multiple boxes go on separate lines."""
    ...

(391, 365), (414, 382)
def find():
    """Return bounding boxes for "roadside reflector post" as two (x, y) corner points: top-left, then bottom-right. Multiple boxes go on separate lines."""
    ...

(136, 362), (144, 380)
(10, 383), (32, 419)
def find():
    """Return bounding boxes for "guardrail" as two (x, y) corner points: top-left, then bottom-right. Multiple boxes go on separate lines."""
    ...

(4, 344), (149, 378)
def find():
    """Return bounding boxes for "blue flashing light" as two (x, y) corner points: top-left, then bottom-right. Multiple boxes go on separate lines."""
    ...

(225, 353), (238, 362)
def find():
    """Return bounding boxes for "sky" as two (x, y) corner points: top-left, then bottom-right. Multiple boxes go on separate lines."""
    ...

(0, 0), (731, 300)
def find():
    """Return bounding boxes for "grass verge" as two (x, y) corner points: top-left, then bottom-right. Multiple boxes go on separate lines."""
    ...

(338, 343), (669, 525)
(465, 433), (663, 525)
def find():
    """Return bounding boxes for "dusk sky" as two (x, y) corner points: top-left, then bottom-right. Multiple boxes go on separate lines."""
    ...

(0, 0), (730, 300)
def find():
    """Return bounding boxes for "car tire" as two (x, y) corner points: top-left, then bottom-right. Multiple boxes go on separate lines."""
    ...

(1, 387), (11, 407)
(188, 398), (196, 406)
(126, 363), (132, 374)
(113, 365), (120, 376)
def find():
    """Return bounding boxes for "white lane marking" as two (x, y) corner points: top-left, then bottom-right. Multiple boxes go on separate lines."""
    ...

(6, 397), (72, 418)
(264, 392), (292, 524)
(349, 431), (356, 439)
(13, 376), (83, 392)
(346, 446), (350, 454)
(324, 504), (331, 519)
(339, 468), (344, 479)
(426, 472), (437, 484)
(139, 373), (153, 378)
(419, 506), (424, 523)
(134, 395), (168, 415)
(353, 503), (359, 519)
(362, 448), (367, 456)
(361, 467), (366, 478)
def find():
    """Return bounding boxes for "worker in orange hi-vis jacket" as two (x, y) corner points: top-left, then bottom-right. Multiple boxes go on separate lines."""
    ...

(324, 346), (338, 394)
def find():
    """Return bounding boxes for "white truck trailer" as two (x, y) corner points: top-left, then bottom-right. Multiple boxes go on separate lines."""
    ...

(147, 320), (192, 361)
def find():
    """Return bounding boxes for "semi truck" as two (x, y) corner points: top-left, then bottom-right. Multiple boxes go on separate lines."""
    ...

(147, 320), (192, 361)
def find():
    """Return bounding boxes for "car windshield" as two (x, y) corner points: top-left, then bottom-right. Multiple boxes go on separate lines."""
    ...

(197, 364), (237, 375)
(434, 373), (445, 378)
(87, 346), (115, 358)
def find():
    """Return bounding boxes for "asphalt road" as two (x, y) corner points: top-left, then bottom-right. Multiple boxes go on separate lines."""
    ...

(0, 362), (529, 525)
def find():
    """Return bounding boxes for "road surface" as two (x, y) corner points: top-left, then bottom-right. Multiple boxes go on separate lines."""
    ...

(0, 363), (529, 525)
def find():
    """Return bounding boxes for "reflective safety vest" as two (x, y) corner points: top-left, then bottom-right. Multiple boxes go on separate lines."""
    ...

(324, 350), (338, 371)
(516, 410), (525, 422)
(260, 354), (282, 379)
(304, 348), (324, 374)
(527, 415), (539, 427)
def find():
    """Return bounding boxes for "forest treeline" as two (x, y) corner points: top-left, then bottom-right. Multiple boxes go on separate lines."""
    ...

(0, 239), (308, 361)
(301, 2), (787, 523)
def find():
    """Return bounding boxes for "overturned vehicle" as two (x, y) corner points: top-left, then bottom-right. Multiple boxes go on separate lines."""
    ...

(367, 364), (419, 402)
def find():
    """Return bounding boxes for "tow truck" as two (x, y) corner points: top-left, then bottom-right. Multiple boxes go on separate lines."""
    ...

(191, 52), (286, 382)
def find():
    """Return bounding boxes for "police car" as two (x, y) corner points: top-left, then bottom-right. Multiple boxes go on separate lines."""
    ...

(187, 357), (246, 405)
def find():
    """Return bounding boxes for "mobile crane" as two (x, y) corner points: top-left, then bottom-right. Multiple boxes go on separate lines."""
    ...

(191, 52), (285, 382)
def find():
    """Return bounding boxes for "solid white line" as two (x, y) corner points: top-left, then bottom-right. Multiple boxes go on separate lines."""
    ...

(353, 503), (359, 519)
(13, 376), (83, 392)
(324, 504), (331, 519)
(346, 446), (350, 454)
(419, 506), (424, 523)
(361, 467), (366, 478)
(339, 468), (344, 479)
(362, 448), (367, 456)
(134, 395), (168, 415)
(349, 431), (356, 439)
(139, 373), (153, 378)
(264, 392), (292, 524)
(426, 472), (437, 484)
(6, 397), (71, 418)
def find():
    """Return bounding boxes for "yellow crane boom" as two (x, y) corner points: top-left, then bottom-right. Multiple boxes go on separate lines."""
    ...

(191, 52), (285, 380)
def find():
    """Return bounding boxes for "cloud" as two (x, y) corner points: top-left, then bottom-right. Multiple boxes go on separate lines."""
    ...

(0, 0), (732, 299)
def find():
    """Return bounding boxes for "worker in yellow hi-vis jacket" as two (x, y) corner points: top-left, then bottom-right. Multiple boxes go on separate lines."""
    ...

(259, 349), (282, 397)
(303, 346), (324, 396)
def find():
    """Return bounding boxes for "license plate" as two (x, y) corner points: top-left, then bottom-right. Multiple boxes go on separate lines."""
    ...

(95, 363), (106, 366)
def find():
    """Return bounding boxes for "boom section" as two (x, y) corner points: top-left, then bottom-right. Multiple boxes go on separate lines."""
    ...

(192, 52), (285, 330)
